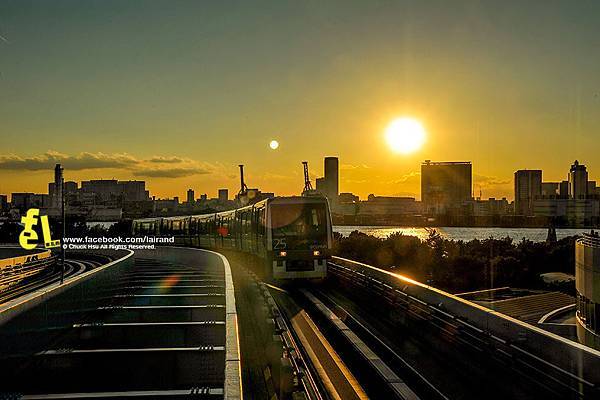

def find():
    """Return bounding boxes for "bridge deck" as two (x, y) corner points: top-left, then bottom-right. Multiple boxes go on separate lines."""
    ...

(0, 249), (240, 399)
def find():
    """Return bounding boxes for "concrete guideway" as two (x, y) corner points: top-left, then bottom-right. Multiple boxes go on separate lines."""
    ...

(0, 247), (242, 399)
(268, 285), (368, 400)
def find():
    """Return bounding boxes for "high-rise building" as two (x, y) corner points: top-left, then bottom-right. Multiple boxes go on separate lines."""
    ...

(569, 160), (588, 200)
(324, 156), (339, 199)
(53, 163), (63, 209)
(514, 169), (542, 216)
(421, 161), (472, 215)
(0, 194), (7, 210)
(119, 181), (150, 202)
(187, 189), (195, 204)
(11, 193), (50, 211)
(316, 156), (339, 206)
(80, 180), (120, 202)
(80, 179), (149, 203)
(218, 189), (228, 203)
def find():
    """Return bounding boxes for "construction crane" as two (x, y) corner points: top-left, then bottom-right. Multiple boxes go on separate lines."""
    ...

(238, 164), (248, 197)
(302, 161), (316, 196)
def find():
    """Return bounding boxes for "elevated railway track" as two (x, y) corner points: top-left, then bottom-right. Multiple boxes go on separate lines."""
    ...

(0, 247), (241, 399)
(322, 257), (600, 399)
(0, 254), (113, 305)
(1, 245), (599, 399)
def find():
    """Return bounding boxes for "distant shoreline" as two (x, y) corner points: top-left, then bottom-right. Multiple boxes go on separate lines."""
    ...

(333, 225), (589, 242)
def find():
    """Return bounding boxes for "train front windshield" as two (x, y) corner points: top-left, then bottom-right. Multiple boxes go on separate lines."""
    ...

(271, 203), (328, 251)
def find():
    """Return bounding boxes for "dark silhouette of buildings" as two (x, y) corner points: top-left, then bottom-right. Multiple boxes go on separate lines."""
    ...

(421, 160), (472, 215)
(514, 169), (542, 216)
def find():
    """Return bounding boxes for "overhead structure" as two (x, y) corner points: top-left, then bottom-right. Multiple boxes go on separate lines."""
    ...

(238, 164), (249, 197)
(302, 161), (319, 197)
(303, 161), (314, 193)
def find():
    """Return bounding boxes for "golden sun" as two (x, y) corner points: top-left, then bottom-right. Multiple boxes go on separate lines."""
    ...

(385, 117), (426, 154)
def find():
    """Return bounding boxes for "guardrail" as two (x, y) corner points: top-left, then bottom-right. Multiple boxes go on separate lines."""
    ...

(330, 256), (600, 398)
(577, 234), (600, 248)
(0, 254), (57, 291)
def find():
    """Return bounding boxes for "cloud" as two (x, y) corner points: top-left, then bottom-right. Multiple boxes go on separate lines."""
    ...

(474, 174), (511, 186)
(147, 156), (186, 164)
(388, 172), (421, 185)
(133, 167), (211, 178)
(0, 151), (137, 171)
(340, 164), (371, 170)
(0, 150), (217, 179)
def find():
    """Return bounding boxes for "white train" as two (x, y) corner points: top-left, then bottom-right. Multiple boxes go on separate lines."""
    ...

(132, 196), (333, 280)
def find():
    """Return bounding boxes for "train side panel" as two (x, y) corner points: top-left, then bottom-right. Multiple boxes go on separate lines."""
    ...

(131, 196), (332, 281)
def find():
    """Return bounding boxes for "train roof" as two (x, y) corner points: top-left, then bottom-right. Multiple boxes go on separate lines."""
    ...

(133, 195), (329, 223)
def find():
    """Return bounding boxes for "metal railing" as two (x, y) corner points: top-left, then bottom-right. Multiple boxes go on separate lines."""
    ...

(328, 256), (600, 398)
(577, 233), (600, 248)
(0, 255), (57, 291)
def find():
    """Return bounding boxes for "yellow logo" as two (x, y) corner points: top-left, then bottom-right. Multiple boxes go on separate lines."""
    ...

(19, 208), (61, 250)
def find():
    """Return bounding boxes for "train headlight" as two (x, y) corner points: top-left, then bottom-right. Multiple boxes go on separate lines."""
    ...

(279, 251), (287, 257)
(313, 250), (320, 256)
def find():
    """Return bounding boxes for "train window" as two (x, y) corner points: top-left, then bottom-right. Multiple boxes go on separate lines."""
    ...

(271, 203), (327, 250)
(259, 208), (265, 235)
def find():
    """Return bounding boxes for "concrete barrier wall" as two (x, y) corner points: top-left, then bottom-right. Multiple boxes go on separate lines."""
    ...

(0, 248), (52, 269)
(332, 256), (600, 388)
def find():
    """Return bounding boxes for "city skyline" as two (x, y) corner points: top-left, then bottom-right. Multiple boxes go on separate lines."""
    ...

(2, 1), (600, 199)
(3, 157), (599, 204)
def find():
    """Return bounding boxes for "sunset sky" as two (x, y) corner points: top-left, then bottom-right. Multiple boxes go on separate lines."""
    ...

(1, 1), (599, 201)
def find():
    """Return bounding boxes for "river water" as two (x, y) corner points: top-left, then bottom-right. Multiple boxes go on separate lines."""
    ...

(334, 226), (590, 242)
(84, 222), (589, 243)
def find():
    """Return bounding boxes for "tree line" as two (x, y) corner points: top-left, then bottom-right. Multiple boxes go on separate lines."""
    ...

(332, 230), (576, 294)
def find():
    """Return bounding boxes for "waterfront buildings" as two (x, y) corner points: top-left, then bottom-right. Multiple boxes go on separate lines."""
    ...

(80, 179), (150, 203)
(526, 161), (600, 226)
(10, 193), (50, 211)
(421, 160), (472, 215)
(359, 195), (421, 216)
(569, 160), (588, 199)
(466, 197), (511, 217)
(514, 170), (542, 216)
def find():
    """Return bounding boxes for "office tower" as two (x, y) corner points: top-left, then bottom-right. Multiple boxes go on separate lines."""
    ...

(569, 160), (588, 200)
(316, 157), (339, 205)
(54, 164), (63, 209)
(187, 189), (195, 204)
(514, 169), (542, 216)
(421, 161), (472, 214)
(119, 181), (150, 201)
(80, 179), (149, 202)
(324, 157), (339, 199)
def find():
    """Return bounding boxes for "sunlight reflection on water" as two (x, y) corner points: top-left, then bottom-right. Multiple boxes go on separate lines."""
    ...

(334, 226), (589, 242)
